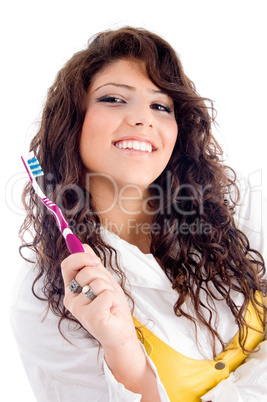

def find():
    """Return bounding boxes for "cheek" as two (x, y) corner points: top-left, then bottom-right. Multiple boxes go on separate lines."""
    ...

(79, 113), (99, 165)
(79, 111), (107, 162)
(165, 120), (178, 152)
(80, 110), (101, 142)
(80, 108), (121, 143)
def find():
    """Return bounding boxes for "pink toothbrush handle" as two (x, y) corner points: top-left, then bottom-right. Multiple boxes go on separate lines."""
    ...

(65, 232), (85, 254)
(41, 198), (85, 254)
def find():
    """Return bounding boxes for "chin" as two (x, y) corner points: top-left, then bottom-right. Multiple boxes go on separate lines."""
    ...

(115, 175), (154, 190)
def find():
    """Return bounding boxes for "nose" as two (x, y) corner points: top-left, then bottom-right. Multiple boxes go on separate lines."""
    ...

(134, 121), (153, 128)
(126, 104), (154, 129)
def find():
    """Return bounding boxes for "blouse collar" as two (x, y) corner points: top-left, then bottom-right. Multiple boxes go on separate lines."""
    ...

(100, 227), (175, 293)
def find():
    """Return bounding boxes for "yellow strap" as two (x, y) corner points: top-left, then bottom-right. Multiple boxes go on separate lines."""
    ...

(134, 297), (264, 402)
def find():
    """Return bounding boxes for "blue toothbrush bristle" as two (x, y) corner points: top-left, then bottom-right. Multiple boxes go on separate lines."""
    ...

(28, 156), (44, 177)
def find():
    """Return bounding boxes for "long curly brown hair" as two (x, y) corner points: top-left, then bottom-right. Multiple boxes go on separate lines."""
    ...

(20, 26), (266, 356)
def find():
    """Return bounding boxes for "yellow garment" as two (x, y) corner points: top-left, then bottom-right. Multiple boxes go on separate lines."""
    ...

(134, 300), (264, 402)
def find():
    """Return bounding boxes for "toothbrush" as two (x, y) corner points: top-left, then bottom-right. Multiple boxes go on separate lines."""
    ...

(21, 152), (85, 254)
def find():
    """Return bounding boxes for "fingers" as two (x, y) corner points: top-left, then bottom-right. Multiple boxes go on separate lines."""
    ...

(61, 243), (120, 312)
(82, 243), (96, 255)
(69, 288), (118, 336)
(65, 268), (117, 303)
(61, 244), (101, 286)
(81, 276), (114, 296)
(64, 275), (119, 321)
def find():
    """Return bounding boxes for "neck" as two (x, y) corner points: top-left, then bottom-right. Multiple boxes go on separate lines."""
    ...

(86, 175), (154, 254)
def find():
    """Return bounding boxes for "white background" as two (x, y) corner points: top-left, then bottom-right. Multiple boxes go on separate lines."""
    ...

(1, 0), (266, 400)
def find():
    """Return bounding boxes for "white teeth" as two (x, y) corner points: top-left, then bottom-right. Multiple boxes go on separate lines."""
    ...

(132, 140), (140, 150)
(115, 140), (153, 153)
(140, 142), (146, 151)
(146, 143), (152, 152)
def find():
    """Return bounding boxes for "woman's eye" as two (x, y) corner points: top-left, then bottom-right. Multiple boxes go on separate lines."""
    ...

(97, 96), (125, 104)
(151, 103), (172, 113)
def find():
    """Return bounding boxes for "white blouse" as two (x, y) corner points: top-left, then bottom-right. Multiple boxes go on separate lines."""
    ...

(10, 178), (267, 401)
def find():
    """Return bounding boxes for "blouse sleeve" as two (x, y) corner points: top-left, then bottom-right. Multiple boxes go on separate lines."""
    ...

(234, 173), (267, 264)
(103, 345), (170, 401)
(10, 263), (169, 402)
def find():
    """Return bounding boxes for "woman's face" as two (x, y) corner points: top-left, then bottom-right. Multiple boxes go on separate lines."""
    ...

(79, 59), (178, 190)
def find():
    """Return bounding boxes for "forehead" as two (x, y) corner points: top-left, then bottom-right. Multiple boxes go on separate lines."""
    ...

(89, 59), (155, 90)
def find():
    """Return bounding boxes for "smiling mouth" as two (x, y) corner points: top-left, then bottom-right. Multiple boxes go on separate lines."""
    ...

(113, 140), (154, 153)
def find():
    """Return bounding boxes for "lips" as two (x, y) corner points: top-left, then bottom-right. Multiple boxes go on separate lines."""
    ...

(113, 139), (155, 153)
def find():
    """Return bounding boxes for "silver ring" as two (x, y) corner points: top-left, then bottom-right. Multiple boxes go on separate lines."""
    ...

(69, 279), (82, 294)
(82, 285), (96, 300)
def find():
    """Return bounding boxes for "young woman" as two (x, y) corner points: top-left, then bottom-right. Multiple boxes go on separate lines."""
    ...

(11, 27), (267, 401)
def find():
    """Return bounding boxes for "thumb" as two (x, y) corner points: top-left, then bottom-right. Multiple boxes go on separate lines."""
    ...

(82, 243), (101, 263)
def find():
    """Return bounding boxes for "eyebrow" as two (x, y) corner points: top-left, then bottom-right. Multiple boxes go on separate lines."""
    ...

(94, 82), (168, 96)
(94, 83), (135, 92)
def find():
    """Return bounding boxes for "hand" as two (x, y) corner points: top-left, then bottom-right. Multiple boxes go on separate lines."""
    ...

(61, 244), (137, 350)
(62, 244), (161, 401)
